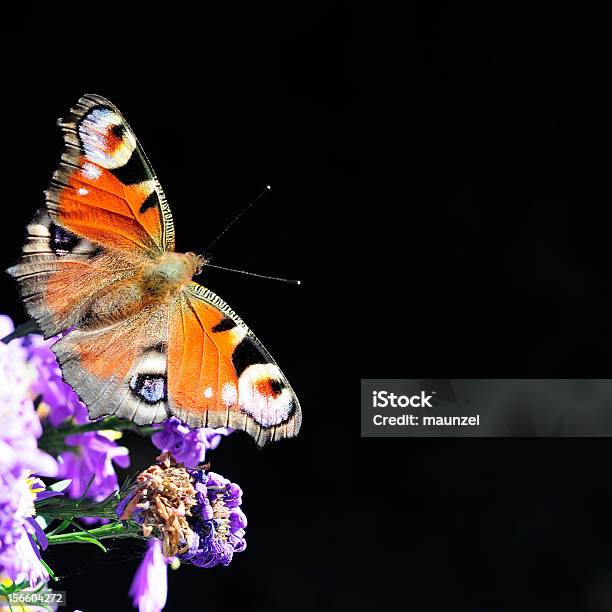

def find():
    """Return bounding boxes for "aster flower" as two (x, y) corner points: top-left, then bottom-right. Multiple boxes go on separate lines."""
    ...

(0, 471), (54, 588)
(151, 417), (232, 468)
(120, 453), (246, 569)
(25, 334), (88, 427)
(0, 317), (58, 479)
(3, 314), (131, 529)
(57, 431), (130, 504)
(128, 538), (169, 612)
(181, 469), (247, 568)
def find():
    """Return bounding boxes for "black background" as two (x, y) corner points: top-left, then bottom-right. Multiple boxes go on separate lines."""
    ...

(2, 4), (612, 611)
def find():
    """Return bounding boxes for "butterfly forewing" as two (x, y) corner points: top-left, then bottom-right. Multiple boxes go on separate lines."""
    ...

(167, 283), (301, 445)
(54, 94), (175, 254)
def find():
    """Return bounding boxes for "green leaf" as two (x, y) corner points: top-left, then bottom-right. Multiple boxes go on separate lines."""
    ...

(45, 519), (71, 537)
(65, 533), (108, 552)
(65, 520), (108, 552)
(39, 558), (57, 581)
(76, 474), (97, 503)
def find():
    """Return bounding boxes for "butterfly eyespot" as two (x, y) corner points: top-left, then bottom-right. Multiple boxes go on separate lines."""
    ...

(110, 123), (126, 139)
(129, 373), (167, 404)
(238, 364), (294, 428)
(50, 223), (78, 255)
(78, 107), (136, 169)
(254, 377), (285, 398)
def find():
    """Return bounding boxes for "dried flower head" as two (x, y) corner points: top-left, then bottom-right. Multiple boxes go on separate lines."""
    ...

(119, 452), (197, 557)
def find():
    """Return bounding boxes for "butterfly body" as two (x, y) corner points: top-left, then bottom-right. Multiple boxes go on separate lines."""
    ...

(78, 251), (198, 329)
(143, 252), (203, 294)
(8, 94), (301, 445)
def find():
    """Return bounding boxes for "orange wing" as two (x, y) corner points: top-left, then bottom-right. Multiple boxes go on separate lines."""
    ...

(50, 94), (174, 255)
(51, 282), (302, 445)
(167, 283), (302, 446)
(8, 94), (175, 337)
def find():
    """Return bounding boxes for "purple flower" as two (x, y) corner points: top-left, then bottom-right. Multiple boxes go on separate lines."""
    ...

(0, 470), (51, 587)
(180, 469), (247, 568)
(129, 538), (169, 612)
(57, 432), (130, 503)
(151, 417), (232, 468)
(2, 315), (133, 528)
(0, 316), (58, 478)
(119, 455), (246, 569)
(25, 334), (88, 426)
(0, 316), (61, 588)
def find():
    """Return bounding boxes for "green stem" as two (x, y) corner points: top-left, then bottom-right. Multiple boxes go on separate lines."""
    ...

(36, 488), (120, 520)
(46, 522), (143, 546)
(37, 503), (120, 520)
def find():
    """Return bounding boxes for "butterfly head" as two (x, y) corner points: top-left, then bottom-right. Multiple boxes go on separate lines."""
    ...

(186, 252), (206, 277)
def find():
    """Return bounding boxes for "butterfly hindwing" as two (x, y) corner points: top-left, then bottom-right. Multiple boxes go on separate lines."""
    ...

(52, 304), (171, 424)
(7, 208), (147, 336)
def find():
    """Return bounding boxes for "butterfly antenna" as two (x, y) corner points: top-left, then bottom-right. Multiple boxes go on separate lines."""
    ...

(202, 262), (301, 285)
(206, 185), (271, 251)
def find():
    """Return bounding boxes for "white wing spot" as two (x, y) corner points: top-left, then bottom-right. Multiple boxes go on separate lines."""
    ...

(221, 382), (237, 407)
(204, 387), (213, 399)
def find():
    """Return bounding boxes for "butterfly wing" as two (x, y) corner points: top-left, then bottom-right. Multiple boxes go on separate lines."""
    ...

(51, 93), (174, 254)
(9, 94), (301, 444)
(8, 94), (175, 336)
(51, 282), (302, 443)
(167, 282), (302, 445)
(52, 304), (171, 424)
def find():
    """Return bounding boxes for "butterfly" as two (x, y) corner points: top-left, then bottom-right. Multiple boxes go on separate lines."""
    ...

(7, 94), (301, 446)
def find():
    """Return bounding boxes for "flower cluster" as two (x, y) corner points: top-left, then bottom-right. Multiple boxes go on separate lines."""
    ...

(1, 314), (249, 612)
(120, 452), (247, 567)
(59, 432), (129, 513)
(0, 473), (53, 588)
(26, 334), (88, 427)
(0, 317), (59, 479)
(0, 316), (58, 588)
(121, 452), (247, 610)
(23, 333), (130, 507)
